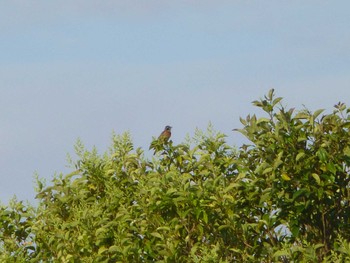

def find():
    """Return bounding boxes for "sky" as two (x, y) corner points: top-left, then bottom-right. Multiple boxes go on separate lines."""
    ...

(1, 1), (350, 204)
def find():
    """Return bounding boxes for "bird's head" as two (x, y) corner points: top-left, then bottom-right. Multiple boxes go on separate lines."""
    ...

(165, 125), (172, 131)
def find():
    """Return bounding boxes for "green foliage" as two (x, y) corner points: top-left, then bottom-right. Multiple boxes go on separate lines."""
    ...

(235, 90), (350, 261)
(1, 90), (350, 262)
(0, 198), (35, 262)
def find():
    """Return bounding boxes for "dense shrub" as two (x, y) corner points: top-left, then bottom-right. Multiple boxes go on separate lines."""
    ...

(1, 90), (349, 262)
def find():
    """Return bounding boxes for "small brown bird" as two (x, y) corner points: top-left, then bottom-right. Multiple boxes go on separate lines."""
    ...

(149, 125), (172, 152)
(158, 125), (172, 142)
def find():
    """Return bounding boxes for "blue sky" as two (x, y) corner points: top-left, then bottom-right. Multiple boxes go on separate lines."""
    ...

(1, 1), (350, 204)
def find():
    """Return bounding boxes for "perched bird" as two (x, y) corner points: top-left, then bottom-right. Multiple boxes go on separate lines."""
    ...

(149, 125), (172, 152)
(158, 125), (172, 142)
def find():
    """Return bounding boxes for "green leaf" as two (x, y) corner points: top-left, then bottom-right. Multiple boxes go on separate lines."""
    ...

(218, 225), (231, 231)
(267, 88), (275, 100)
(313, 109), (325, 119)
(64, 231), (70, 240)
(294, 112), (309, 119)
(98, 246), (108, 255)
(281, 173), (291, 181)
(316, 148), (328, 162)
(296, 152), (305, 161)
(106, 169), (115, 175)
(311, 173), (321, 185)
(202, 211), (208, 224)
(256, 117), (270, 124)
(272, 97), (283, 106)
(239, 117), (247, 125)
(273, 249), (289, 258)
(326, 162), (337, 174)
(259, 192), (271, 204)
(263, 167), (273, 175)
(343, 146), (350, 157)
(150, 232), (163, 239)
(252, 100), (263, 107)
(292, 189), (307, 200)
(108, 245), (119, 253)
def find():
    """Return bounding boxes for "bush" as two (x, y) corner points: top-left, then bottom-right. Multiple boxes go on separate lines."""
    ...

(1, 90), (349, 262)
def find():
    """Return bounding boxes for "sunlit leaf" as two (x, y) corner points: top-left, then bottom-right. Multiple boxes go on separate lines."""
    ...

(311, 173), (321, 185)
(281, 173), (291, 181)
(98, 246), (108, 255)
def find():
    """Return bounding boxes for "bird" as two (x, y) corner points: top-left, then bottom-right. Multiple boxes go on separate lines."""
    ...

(149, 125), (172, 152)
(158, 125), (172, 142)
